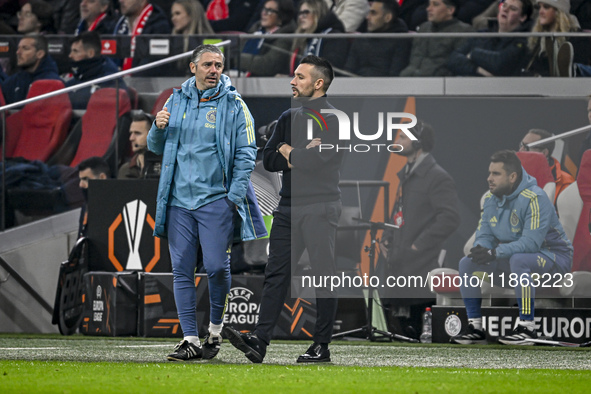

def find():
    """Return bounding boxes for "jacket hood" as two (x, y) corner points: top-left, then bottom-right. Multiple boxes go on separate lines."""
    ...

(496, 166), (537, 205)
(180, 73), (235, 100)
(31, 55), (58, 77)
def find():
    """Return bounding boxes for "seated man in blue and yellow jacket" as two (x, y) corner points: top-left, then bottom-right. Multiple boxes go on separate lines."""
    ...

(451, 150), (572, 346)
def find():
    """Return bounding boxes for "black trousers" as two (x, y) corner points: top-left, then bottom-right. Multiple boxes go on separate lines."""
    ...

(254, 200), (341, 345)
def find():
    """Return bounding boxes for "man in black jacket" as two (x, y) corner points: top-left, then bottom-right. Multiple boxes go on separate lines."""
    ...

(344, 0), (411, 76)
(65, 31), (126, 109)
(448, 0), (533, 76)
(381, 120), (460, 333)
(224, 55), (344, 364)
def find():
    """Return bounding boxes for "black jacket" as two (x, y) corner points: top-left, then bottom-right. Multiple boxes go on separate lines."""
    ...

(2, 56), (60, 104)
(263, 96), (344, 206)
(385, 154), (460, 296)
(344, 18), (411, 76)
(65, 56), (127, 109)
(74, 12), (118, 35)
(448, 24), (530, 76)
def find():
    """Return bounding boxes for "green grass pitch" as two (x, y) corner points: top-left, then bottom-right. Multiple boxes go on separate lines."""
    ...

(2, 334), (591, 393)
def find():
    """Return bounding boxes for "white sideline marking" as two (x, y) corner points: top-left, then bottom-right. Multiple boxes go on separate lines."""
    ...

(0, 347), (62, 350)
(0, 345), (173, 350)
(114, 345), (172, 348)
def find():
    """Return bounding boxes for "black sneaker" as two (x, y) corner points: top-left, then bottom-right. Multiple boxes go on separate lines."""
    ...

(167, 340), (202, 361)
(222, 326), (266, 363)
(450, 324), (487, 345)
(202, 333), (222, 360)
(498, 325), (537, 345)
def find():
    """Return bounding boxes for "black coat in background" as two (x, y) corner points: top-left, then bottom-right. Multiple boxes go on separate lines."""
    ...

(384, 154), (461, 298)
(448, 24), (530, 76)
(344, 18), (411, 76)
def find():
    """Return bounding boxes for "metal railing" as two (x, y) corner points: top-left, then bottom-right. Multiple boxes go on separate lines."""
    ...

(0, 40), (231, 231)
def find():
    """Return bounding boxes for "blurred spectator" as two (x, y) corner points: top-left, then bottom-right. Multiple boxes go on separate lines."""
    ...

(519, 128), (574, 204)
(205, 0), (257, 32)
(399, 0), (429, 31)
(118, 111), (162, 179)
(17, 0), (55, 34)
(172, 0), (213, 35)
(400, 0), (496, 30)
(524, 0), (590, 77)
(290, 0), (349, 75)
(323, 0), (370, 32)
(344, 0), (410, 76)
(400, 0), (473, 76)
(74, 0), (117, 35)
(448, 0), (533, 76)
(77, 156), (110, 238)
(2, 35), (60, 104)
(239, 0), (296, 76)
(171, 0), (214, 76)
(114, 0), (171, 71)
(578, 95), (591, 167)
(64, 31), (125, 109)
(53, 0), (81, 33)
(455, 0), (498, 24)
(476, 0), (591, 30)
(472, 0), (503, 30)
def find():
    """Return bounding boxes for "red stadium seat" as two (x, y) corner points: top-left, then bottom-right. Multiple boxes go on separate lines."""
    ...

(71, 88), (131, 170)
(6, 80), (72, 161)
(151, 87), (176, 115)
(572, 150), (591, 271)
(49, 88), (132, 174)
(516, 151), (556, 202)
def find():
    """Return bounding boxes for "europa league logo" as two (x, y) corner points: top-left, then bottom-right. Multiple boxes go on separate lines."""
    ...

(122, 199), (147, 270)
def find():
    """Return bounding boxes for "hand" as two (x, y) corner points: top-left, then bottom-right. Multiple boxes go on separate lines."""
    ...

(306, 138), (322, 149)
(156, 107), (170, 129)
(468, 245), (496, 264)
(477, 67), (494, 77)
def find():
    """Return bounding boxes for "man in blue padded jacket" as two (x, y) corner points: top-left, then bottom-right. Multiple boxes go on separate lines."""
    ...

(148, 44), (267, 362)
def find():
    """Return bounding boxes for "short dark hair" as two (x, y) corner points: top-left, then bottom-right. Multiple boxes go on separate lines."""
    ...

(131, 110), (155, 126)
(29, 0), (54, 31)
(71, 31), (102, 57)
(411, 120), (435, 152)
(518, 0), (534, 20)
(373, 0), (400, 18)
(441, 0), (459, 9)
(23, 34), (48, 55)
(78, 156), (111, 177)
(191, 44), (224, 64)
(490, 150), (523, 179)
(299, 55), (334, 92)
(526, 128), (554, 155)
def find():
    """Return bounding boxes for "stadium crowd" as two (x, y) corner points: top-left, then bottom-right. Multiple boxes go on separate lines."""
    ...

(0, 0), (589, 84)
